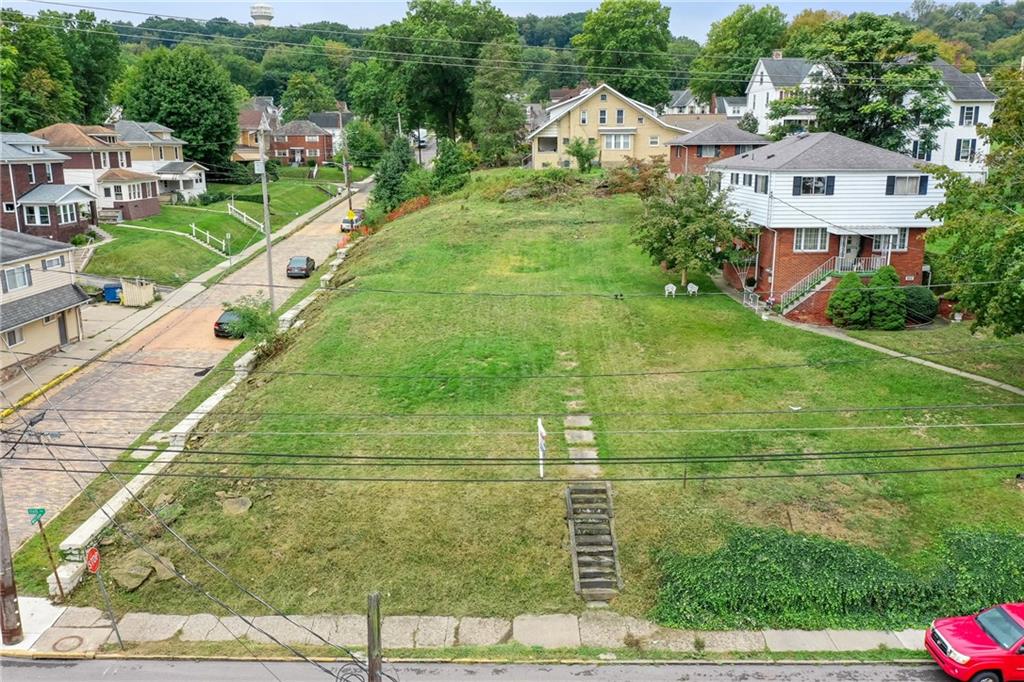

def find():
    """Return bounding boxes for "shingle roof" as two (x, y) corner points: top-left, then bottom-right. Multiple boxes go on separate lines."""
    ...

(759, 57), (814, 88)
(932, 58), (996, 101)
(98, 168), (159, 182)
(0, 284), (91, 332)
(274, 120), (329, 137)
(31, 123), (128, 151)
(17, 184), (98, 204)
(140, 121), (173, 133)
(113, 120), (186, 145)
(0, 132), (69, 163)
(156, 161), (207, 174)
(721, 96), (747, 111)
(0, 230), (71, 264)
(667, 123), (767, 146)
(308, 112), (341, 130)
(527, 83), (687, 140)
(238, 109), (265, 130)
(668, 89), (696, 108)
(708, 132), (923, 172)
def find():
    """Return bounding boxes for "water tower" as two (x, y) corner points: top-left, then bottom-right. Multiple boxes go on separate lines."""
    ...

(250, 3), (273, 26)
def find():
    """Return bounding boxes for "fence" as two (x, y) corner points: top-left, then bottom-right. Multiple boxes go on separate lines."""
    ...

(227, 198), (265, 232)
(189, 223), (229, 254)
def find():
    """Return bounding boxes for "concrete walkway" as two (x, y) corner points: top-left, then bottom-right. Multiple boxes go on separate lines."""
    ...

(2, 600), (926, 656)
(710, 274), (1024, 397)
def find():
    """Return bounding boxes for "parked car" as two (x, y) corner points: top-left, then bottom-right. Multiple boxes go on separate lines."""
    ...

(286, 255), (315, 278)
(341, 209), (364, 232)
(925, 603), (1024, 681)
(213, 310), (242, 338)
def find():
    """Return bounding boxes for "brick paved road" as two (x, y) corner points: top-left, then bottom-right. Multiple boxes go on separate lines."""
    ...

(1, 183), (370, 550)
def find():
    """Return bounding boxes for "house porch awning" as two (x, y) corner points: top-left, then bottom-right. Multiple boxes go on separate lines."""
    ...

(826, 226), (899, 237)
(18, 184), (98, 205)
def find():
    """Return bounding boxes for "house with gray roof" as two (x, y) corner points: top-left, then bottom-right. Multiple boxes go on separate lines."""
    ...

(745, 52), (822, 135)
(308, 109), (355, 156)
(112, 121), (208, 201)
(708, 132), (944, 323)
(270, 120), (335, 166)
(0, 132), (98, 242)
(665, 123), (767, 175)
(0, 230), (91, 380)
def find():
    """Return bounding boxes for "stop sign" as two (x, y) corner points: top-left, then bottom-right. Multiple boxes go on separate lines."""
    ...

(85, 547), (100, 574)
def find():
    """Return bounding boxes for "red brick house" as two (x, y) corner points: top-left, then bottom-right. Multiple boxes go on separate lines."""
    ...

(30, 123), (160, 223)
(666, 123), (768, 176)
(1, 132), (98, 241)
(270, 120), (333, 166)
(708, 132), (943, 324)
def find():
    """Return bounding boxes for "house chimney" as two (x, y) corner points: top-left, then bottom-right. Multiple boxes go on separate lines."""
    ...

(772, 49), (783, 60)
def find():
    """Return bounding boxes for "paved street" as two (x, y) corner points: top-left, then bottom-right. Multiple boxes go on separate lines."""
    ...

(0, 659), (950, 681)
(1, 181), (370, 550)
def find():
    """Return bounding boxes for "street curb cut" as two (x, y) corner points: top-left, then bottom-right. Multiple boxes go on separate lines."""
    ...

(0, 365), (83, 419)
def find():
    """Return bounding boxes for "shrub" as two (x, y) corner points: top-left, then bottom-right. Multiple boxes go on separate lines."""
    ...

(498, 168), (583, 202)
(432, 138), (471, 196)
(826, 272), (870, 328)
(363, 203), (387, 228)
(386, 195), (430, 222)
(401, 167), (434, 201)
(904, 285), (939, 323)
(224, 294), (276, 343)
(70, 233), (90, 247)
(868, 265), (907, 330)
(565, 137), (598, 172)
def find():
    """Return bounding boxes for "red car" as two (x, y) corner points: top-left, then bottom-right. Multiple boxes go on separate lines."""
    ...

(926, 603), (1024, 681)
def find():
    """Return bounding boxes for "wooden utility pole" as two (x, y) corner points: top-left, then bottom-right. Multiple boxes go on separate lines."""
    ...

(0, 469), (23, 645)
(367, 592), (382, 682)
(340, 121), (353, 212)
(258, 121), (276, 310)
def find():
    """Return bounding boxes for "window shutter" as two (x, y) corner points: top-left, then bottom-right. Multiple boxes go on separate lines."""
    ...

(696, 147), (703, 158)
(42, 259), (48, 271)
(973, 106), (980, 125)
(825, 176), (835, 195)
(1, 272), (7, 294)
(714, 145), (721, 157)
(918, 176), (929, 195)
(885, 176), (896, 195)
(958, 107), (966, 126)
(25, 265), (32, 287)
(59, 255), (66, 269)
(926, 148), (932, 162)
(792, 176), (802, 195)
(969, 139), (977, 159)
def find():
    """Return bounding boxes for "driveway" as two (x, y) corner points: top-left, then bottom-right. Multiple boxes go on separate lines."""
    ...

(1, 181), (371, 550)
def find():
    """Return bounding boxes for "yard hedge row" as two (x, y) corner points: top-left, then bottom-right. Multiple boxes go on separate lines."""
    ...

(653, 527), (1024, 629)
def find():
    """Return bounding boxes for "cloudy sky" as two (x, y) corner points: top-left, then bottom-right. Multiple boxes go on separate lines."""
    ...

(12, 0), (923, 41)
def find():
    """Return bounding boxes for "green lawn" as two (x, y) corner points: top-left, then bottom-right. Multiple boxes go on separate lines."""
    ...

(207, 180), (331, 230)
(84, 225), (224, 286)
(68, 170), (1024, 624)
(122, 205), (255, 255)
(277, 164), (373, 184)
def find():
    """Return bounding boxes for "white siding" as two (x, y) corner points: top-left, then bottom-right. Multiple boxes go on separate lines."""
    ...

(932, 98), (993, 179)
(61, 168), (110, 208)
(2, 251), (76, 304)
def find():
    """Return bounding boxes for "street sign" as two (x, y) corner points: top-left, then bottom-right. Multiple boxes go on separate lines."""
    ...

(85, 547), (100, 574)
(347, 209), (356, 221)
(26, 508), (45, 525)
(254, 160), (265, 175)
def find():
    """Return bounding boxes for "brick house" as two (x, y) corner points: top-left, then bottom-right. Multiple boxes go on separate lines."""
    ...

(30, 123), (160, 222)
(1, 132), (97, 242)
(666, 123), (768, 175)
(709, 132), (943, 324)
(270, 120), (333, 166)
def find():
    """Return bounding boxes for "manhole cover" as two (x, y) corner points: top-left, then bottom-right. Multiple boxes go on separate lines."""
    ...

(53, 635), (84, 652)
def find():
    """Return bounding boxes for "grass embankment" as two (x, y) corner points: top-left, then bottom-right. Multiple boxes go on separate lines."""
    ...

(277, 165), (372, 183)
(68, 170), (1024, 627)
(84, 225), (224, 287)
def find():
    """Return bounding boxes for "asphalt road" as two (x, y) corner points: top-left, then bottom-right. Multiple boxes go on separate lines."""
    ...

(0, 659), (953, 681)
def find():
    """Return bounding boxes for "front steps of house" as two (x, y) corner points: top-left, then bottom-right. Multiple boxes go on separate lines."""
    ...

(565, 482), (622, 603)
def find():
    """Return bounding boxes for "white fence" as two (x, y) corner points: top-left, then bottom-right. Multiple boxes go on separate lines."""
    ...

(227, 198), (265, 232)
(189, 222), (229, 254)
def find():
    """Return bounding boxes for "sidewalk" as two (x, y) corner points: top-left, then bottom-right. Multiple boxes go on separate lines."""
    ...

(2, 599), (926, 656)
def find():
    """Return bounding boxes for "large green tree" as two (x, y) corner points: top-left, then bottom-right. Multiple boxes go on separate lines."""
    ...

(571, 0), (672, 106)
(667, 37), (701, 90)
(782, 9), (843, 58)
(281, 73), (336, 122)
(345, 59), (411, 131)
(343, 119), (386, 167)
(470, 40), (527, 165)
(769, 13), (950, 152)
(0, 10), (79, 131)
(521, 46), (584, 101)
(371, 136), (416, 211)
(120, 45), (238, 169)
(689, 5), (787, 100)
(922, 68), (1024, 337)
(42, 10), (122, 124)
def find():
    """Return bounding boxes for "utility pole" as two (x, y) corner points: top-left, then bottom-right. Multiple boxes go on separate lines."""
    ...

(367, 592), (382, 682)
(340, 121), (353, 212)
(0, 468), (23, 645)
(258, 121), (276, 310)
(397, 111), (403, 138)
(417, 121), (423, 167)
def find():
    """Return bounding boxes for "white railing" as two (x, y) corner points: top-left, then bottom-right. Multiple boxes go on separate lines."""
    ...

(779, 254), (887, 311)
(835, 255), (885, 273)
(189, 222), (228, 254)
(227, 198), (265, 232)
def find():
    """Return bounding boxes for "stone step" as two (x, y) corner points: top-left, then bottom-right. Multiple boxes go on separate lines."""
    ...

(564, 415), (593, 429)
(576, 544), (615, 554)
(581, 588), (620, 601)
(576, 534), (613, 546)
(580, 569), (616, 580)
(568, 484), (607, 494)
(579, 577), (618, 590)
(570, 513), (612, 522)
(575, 527), (611, 537)
(577, 555), (616, 567)
(564, 430), (595, 445)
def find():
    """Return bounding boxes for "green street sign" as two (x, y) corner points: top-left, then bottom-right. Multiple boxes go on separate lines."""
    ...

(27, 508), (45, 525)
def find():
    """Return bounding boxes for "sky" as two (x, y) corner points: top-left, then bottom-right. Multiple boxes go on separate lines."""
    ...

(10, 0), (928, 41)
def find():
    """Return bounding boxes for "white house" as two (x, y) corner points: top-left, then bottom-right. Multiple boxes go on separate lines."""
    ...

(745, 52), (822, 134)
(113, 120), (208, 201)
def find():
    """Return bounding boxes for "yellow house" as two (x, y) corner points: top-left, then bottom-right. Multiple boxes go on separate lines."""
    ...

(527, 83), (690, 169)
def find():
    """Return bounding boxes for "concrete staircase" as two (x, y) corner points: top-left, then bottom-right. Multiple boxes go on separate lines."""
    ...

(565, 482), (622, 603)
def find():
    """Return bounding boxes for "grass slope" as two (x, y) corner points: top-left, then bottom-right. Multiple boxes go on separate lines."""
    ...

(84, 225), (223, 286)
(71, 171), (1024, 623)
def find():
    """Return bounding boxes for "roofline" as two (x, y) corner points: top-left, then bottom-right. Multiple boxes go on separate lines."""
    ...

(527, 83), (688, 140)
(19, 185), (99, 204)
(708, 162), (929, 173)
(0, 241), (73, 266)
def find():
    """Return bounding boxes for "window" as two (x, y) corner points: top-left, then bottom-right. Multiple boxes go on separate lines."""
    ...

(956, 138), (977, 162)
(603, 134), (631, 150)
(3, 264), (31, 291)
(127, 184), (142, 200)
(735, 144), (752, 154)
(696, 145), (720, 158)
(910, 140), (932, 161)
(174, 147), (180, 160)
(793, 228), (829, 252)
(600, 93), (607, 101)
(305, 135), (319, 142)
(100, 152), (109, 168)
(742, 173), (753, 187)
(754, 174), (768, 194)
(709, 171), (722, 191)
(45, 163), (53, 182)
(732, 107), (741, 115)
(759, 73), (764, 85)
(58, 204), (77, 224)
(649, 135), (659, 146)
(5, 328), (24, 348)
(28, 165), (36, 184)
(730, 172), (739, 185)
(637, 116), (644, 124)
(873, 228), (909, 252)
(29, 145), (42, 154)
(42, 255), (64, 270)
(275, 150), (289, 157)
(959, 105), (978, 126)
(2, 202), (13, 213)
(114, 185), (123, 201)
(158, 147), (165, 160)
(580, 110), (588, 124)
(43, 314), (57, 325)
(598, 109), (607, 124)
(615, 109), (624, 124)
(562, 137), (570, 145)
(103, 187), (112, 198)
(117, 151), (126, 167)
(886, 175), (927, 196)
(309, 149), (320, 157)
(765, 92), (769, 106)
(24, 206), (50, 226)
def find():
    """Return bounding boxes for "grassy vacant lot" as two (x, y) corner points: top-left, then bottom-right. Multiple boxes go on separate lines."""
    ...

(74, 170), (1024, 624)
(277, 164), (373, 183)
(84, 225), (224, 286)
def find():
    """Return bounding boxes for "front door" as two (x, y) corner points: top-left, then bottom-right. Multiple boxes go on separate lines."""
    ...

(57, 312), (69, 346)
(293, 149), (302, 165)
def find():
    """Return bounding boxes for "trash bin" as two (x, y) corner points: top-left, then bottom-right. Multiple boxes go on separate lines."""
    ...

(102, 283), (122, 303)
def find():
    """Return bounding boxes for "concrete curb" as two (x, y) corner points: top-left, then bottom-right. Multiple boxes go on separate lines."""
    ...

(0, 365), (83, 419)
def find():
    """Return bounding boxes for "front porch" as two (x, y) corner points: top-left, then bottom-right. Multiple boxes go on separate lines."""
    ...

(156, 161), (208, 202)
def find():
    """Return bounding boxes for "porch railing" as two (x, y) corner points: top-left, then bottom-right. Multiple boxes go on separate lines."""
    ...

(778, 254), (886, 312)
(834, 255), (885, 273)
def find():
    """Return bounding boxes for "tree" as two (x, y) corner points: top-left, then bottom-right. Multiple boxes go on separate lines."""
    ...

(0, 10), (79, 131)
(689, 5), (787, 100)
(521, 46), (584, 101)
(565, 138), (598, 172)
(736, 111), (759, 134)
(571, 0), (672, 105)
(344, 119), (386, 167)
(515, 12), (586, 47)
(921, 68), (1024, 337)
(667, 37), (701, 90)
(345, 59), (410, 131)
(431, 138), (471, 195)
(770, 13), (950, 153)
(120, 44), (238, 169)
(281, 73), (336, 122)
(371, 136), (415, 212)
(44, 10), (122, 124)
(782, 9), (843, 58)
(470, 40), (527, 165)
(910, 28), (977, 72)
(631, 175), (743, 285)
(868, 265), (907, 330)
(826, 272), (870, 328)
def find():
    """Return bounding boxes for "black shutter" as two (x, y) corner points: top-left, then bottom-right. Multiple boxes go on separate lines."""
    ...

(918, 176), (929, 195)
(42, 258), (48, 271)
(825, 176), (836, 195)
(973, 106), (980, 125)
(25, 264), (32, 287)
(926, 147), (932, 162)
(885, 176), (896, 195)
(792, 176), (802, 195)
(714, 145), (721, 157)
(59, 255), (66, 269)
(0, 272), (7, 294)
(959, 107), (966, 125)
(970, 139), (977, 159)
(695, 146), (703, 158)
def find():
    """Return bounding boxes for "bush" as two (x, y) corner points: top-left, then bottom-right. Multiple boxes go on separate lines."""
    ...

(565, 137), (598, 172)
(904, 285), (939, 323)
(386, 195), (430, 222)
(344, 120), (386, 168)
(432, 138), (471, 196)
(70, 233), (90, 247)
(868, 265), (907, 330)
(498, 168), (583, 202)
(224, 294), (276, 343)
(363, 203), (387, 227)
(826, 272), (870, 328)
(401, 166), (434, 202)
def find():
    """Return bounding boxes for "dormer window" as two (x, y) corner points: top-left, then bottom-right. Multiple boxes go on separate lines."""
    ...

(174, 147), (180, 160)
(29, 145), (42, 154)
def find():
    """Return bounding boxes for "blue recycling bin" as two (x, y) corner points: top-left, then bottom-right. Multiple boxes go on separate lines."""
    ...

(102, 283), (122, 303)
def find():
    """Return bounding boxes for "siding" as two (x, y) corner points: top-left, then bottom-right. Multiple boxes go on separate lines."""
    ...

(1, 251), (76, 304)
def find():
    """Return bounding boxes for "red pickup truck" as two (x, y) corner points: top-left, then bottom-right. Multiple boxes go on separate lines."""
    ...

(926, 603), (1024, 681)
